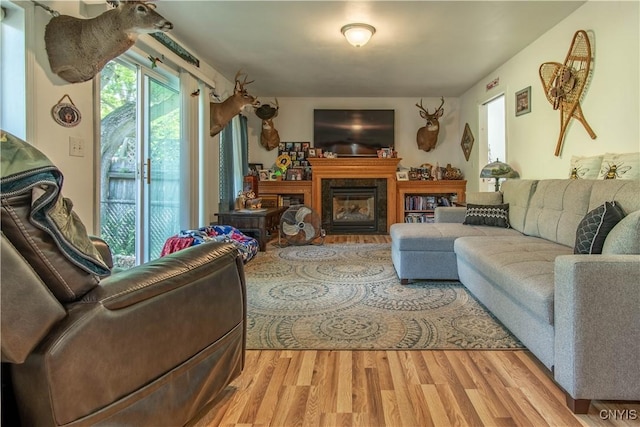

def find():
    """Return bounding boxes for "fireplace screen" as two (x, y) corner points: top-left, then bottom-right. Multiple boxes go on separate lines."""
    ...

(329, 187), (377, 232)
(333, 189), (375, 223)
(321, 178), (387, 234)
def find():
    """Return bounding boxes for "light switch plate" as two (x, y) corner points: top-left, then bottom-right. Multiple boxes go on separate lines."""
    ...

(69, 137), (85, 157)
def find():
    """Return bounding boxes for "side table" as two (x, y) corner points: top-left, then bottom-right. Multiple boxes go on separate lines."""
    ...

(215, 207), (287, 251)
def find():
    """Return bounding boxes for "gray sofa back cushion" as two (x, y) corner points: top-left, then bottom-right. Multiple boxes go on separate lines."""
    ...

(501, 179), (538, 233)
(522, 179), (640, 248)
(524, 180), (595, 247)
(589, 179), (640, 214)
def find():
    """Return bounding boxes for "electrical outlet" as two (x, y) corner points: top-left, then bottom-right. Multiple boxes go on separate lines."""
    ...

(69, 137), (85, 157)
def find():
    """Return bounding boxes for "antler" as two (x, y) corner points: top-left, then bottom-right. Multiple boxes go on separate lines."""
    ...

(234, 70), (254, 89)
(415, 98), (428, 115)
(434, 96), (445, 114)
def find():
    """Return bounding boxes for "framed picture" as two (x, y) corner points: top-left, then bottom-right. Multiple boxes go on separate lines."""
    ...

(396, 171), (409, 181)
(286, 167), (304, 181)
(515, 86), (531, 116)
(408, 170), (419, 181)
(248, 163), (263, 176)
(308, 148), (317, 158)
(258, 169), (270, 181)
(460, 123), (474, 161)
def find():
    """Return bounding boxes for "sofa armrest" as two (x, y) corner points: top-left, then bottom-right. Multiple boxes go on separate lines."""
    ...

(434, 206), (466, 223)
(85, 241), (242, 309)
(554, 254), (640, 401)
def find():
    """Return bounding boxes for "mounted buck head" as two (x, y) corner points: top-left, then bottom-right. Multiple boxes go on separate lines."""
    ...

(210, 71), (259, 136)
(416, 97), (445, 152)
(45, 1), (173, 83)
(255, 99), (280, 151)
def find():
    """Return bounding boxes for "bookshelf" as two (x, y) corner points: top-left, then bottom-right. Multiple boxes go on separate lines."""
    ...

(396, 180), (467, 223)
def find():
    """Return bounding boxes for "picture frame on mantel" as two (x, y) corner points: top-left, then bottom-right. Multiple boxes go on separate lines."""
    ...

(515, 86), (531, 116)
(460, 123), (474, 161)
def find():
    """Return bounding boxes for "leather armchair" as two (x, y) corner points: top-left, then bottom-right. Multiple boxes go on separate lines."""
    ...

(1, 233), (247, 426)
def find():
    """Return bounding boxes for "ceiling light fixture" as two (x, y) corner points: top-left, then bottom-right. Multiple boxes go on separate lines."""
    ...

(341, 23), (376, 48)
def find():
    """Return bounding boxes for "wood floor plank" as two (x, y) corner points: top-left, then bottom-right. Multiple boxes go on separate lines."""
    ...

(336, 351), (353, 413)
(421, 383), (452, 427)
(385, 350), (420, 427)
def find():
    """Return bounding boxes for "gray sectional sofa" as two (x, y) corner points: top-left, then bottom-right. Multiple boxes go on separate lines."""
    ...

(390, 179), (640, 413)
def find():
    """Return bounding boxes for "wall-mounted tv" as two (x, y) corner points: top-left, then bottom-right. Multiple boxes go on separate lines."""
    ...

(313, 109), (394, 157)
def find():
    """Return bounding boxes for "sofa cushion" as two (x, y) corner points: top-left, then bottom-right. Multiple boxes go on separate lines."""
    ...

(390, 222), (519, 252)
(500, 179), (538, 233)
(463, 203), (510, 228)
(454, 235), (573, 325)
(466, 191), (503, 205)
(574, 201), (625, 254)
(588, 179), (640, 214)
(523, 179), (595, 247)
(602, 210), (640, 254)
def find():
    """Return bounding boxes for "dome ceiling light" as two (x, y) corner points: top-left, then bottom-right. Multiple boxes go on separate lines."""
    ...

(341, 23), (376, 48)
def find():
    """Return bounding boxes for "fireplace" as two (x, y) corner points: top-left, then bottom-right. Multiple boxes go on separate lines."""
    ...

(321, 178), (387, 234)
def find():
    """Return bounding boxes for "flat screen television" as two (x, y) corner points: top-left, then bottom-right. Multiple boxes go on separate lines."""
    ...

(313, 109), (394, 157)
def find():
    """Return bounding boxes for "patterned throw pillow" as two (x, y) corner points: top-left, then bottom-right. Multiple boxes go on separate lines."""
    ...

(570, 155), (603, 179)
(463, 203), (510, 228)
(597, 152), (640, 180)
(574, 201), (626, 254)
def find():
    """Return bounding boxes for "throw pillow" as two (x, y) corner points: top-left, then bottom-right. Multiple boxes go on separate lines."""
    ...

(463, 203), (510, 228)
(597, 152), (640, 180)
(602, 210), (640, 254)
(570, 155), (603, 179)
(574, 201), (626, 254)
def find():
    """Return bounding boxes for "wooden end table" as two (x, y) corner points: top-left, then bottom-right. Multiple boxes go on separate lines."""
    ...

(215, 207), (287, 251)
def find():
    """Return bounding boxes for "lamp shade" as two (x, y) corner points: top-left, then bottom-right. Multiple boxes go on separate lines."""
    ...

(480, 159), (520, 179)
(480, 159), (519, 191)
(341, 23), (376, 47)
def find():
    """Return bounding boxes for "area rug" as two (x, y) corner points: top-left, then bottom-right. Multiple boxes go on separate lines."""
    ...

(244, 243), (523, 350)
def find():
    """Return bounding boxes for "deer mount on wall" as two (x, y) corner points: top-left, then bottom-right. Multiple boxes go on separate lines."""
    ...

(44, 1), (173, 84)
(209, 71), (259, 136)
(416, 97), (445, 152)
(539, 30), (596, 156)
(255, 99), (280, 151)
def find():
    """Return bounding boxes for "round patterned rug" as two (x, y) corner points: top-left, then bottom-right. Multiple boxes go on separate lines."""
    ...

(244, 243), (523, 350)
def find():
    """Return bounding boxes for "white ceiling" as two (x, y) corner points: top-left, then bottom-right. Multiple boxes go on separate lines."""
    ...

(154, 1), (585, 98)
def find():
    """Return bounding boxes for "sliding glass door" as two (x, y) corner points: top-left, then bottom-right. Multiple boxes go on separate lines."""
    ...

(99, 59), (181, 268)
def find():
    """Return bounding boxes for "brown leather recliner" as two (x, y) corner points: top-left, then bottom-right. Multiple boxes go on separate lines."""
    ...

(1, 130), (247, 425)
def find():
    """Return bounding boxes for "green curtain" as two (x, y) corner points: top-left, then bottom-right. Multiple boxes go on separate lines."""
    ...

(219, 114), (248, 212)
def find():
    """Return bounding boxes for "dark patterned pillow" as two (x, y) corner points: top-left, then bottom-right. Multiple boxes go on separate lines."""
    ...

(463, 203), (510, 228)
(574, 201), (626, 254)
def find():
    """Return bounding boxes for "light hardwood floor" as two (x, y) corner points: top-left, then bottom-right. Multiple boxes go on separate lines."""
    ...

(190, 235), (640, 426)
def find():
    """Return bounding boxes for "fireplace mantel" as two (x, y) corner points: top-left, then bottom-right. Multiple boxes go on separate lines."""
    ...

(308, 158), (401, 231)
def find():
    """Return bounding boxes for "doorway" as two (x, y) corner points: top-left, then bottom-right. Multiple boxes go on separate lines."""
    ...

(99, 59), (182, 268)
(480, 94), (506, 192)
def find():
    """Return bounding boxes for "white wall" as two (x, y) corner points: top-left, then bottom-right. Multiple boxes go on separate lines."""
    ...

(247, 97), (465, 174)
(459, 1), (640, 190)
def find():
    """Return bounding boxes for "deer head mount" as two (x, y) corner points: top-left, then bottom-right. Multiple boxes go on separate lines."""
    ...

(416, 97), (445, 152)
(210, 71), (259, 136)
(255, 99), (280, 151)
(44, 1), (173, 83)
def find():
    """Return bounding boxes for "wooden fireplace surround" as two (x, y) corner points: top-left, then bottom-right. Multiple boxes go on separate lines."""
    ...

(307, 158), (401, 231)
